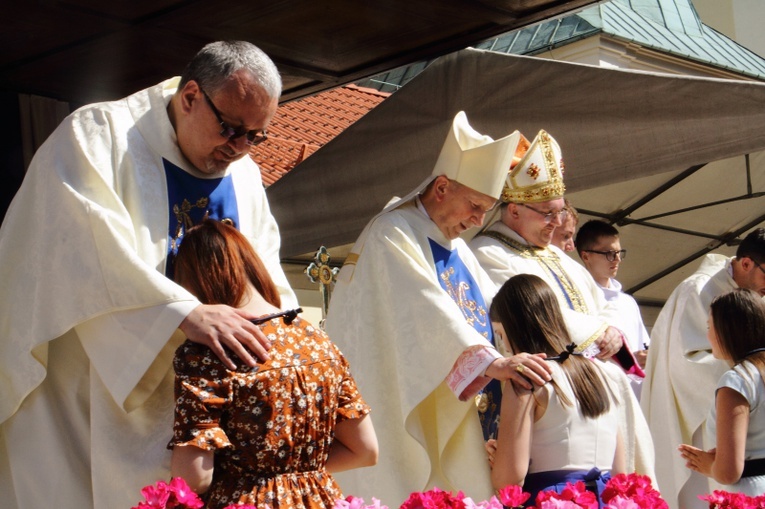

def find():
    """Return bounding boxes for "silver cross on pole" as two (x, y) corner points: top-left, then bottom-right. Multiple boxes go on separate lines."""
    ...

(305, 246), (339, 329)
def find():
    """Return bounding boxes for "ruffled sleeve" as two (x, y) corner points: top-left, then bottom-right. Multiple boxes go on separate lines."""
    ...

(168, 341), (234, 451)
(333, 343), (371, 422)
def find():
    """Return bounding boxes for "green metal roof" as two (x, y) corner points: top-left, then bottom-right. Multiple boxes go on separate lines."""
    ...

(358, 0), (765, 91)
(587, 0), (765, 79)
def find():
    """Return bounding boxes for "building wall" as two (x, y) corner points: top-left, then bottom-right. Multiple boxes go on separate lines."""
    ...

(694, 0), (765, 57)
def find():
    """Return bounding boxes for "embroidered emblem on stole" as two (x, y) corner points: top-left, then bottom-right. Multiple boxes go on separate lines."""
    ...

(164, 160), (240, 278)
(429, 239), (490, 337)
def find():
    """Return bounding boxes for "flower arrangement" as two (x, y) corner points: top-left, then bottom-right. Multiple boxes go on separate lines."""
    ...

(600, 473), (668, 509)
(700, 490), (765, 509)
(134, 473), (667, 509)
(130, 477), (259, 509)
(131, 478), (204, 509)
(332, 473), (667, 509)
(532, 481), (597, 509)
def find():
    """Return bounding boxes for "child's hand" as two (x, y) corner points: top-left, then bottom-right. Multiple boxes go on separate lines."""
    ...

(678, 444), (716, 477)
(485, 439), (498, 468)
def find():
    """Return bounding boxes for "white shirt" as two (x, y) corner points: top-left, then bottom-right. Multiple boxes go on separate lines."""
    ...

(599, 278), (650, 353)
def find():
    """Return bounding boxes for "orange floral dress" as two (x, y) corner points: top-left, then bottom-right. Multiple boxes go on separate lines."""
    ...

(168, 316), (370, 509)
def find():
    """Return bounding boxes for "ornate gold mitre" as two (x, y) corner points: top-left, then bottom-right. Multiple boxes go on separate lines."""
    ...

(501, 129), (566, 204)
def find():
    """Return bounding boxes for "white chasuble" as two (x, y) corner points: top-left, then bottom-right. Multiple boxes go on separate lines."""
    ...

(325, 199), (498, 506)
(0, 78), (295, 509)
(641, 254), (736, 509)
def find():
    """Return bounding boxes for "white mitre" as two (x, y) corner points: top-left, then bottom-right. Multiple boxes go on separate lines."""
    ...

(432, 111), (521, 199)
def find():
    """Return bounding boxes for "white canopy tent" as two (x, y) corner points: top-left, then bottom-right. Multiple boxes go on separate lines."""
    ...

(267, 48), (765, 320)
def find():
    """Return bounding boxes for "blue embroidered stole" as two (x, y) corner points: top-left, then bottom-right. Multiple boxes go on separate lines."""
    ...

(164, 159), (240, 278)
(429, 239), (501, 440)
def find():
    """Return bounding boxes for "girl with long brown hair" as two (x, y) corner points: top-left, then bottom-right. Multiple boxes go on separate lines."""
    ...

(487, 274), (625, 506)
(680, 288), (765, 496)
(167, 219), (378, 509)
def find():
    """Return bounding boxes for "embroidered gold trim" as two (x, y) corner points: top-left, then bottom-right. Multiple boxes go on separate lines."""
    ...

(475, 230), (589, 314)
(575, 324), (607, 355)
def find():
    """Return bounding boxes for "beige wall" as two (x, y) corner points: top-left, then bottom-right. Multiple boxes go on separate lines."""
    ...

(694, 0), (765, 57)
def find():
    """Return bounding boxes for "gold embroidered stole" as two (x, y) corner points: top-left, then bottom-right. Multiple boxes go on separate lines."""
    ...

(477, 230), (590, 314)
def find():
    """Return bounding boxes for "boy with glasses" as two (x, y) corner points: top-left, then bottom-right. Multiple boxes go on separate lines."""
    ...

(575, 220), (649, 373)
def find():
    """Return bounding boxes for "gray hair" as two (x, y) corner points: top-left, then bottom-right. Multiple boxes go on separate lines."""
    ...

(179, 40), (282, 99)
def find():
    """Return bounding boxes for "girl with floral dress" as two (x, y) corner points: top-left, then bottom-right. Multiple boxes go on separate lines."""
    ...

(167, 219), (378, 509)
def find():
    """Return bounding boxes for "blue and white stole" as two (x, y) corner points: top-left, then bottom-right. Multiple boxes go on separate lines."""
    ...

(164, 159), (240, 278)
(429, 239), (502, 440)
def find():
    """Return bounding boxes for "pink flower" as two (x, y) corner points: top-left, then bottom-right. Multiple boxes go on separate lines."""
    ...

(168, 477), (203, 509)
(400, 487), (466, 509)
(700, 490), (765, 509)
(333, 496), (388, 509)
(601, 473), (667, 509)
(603, 495), (640, 509)
(463, 495), (504, 509)
(498, 485), (531, 508)
(132, 478), (206, 509)
(534, 482), (597, 509)
(136, 481), (171, 509)
(535, 500), (587, 509)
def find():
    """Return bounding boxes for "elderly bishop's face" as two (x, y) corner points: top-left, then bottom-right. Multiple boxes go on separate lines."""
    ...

(429, 177), (497, 240)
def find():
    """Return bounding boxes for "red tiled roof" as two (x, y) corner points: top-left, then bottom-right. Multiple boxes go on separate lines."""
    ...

(252, 84), (390, 186)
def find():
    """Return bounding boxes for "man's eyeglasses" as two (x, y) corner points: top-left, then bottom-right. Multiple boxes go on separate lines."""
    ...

(583, 249), (627, 262)
(519, 203), (568, 224)
(752, 259), (765, 275)
(200, 87), (268, 146)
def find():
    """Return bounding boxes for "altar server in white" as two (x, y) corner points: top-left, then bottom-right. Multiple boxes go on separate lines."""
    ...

(574, 219), (649, 368)
(325, 111), (553, 505)
(0, 41), (296, 509)
(641, 228), (765, 509)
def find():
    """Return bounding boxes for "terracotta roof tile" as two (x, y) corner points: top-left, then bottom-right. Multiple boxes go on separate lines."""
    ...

(251, 84), (389, 185)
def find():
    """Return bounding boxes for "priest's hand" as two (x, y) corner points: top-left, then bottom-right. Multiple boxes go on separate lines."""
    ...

(594, 326), (623, 359)
(179, 304), (272, 369)
(485, 353), (552, 390)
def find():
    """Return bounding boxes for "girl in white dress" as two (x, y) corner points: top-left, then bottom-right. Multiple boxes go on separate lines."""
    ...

(679, 288), (765, 496)
(487, 274), (625, 507)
